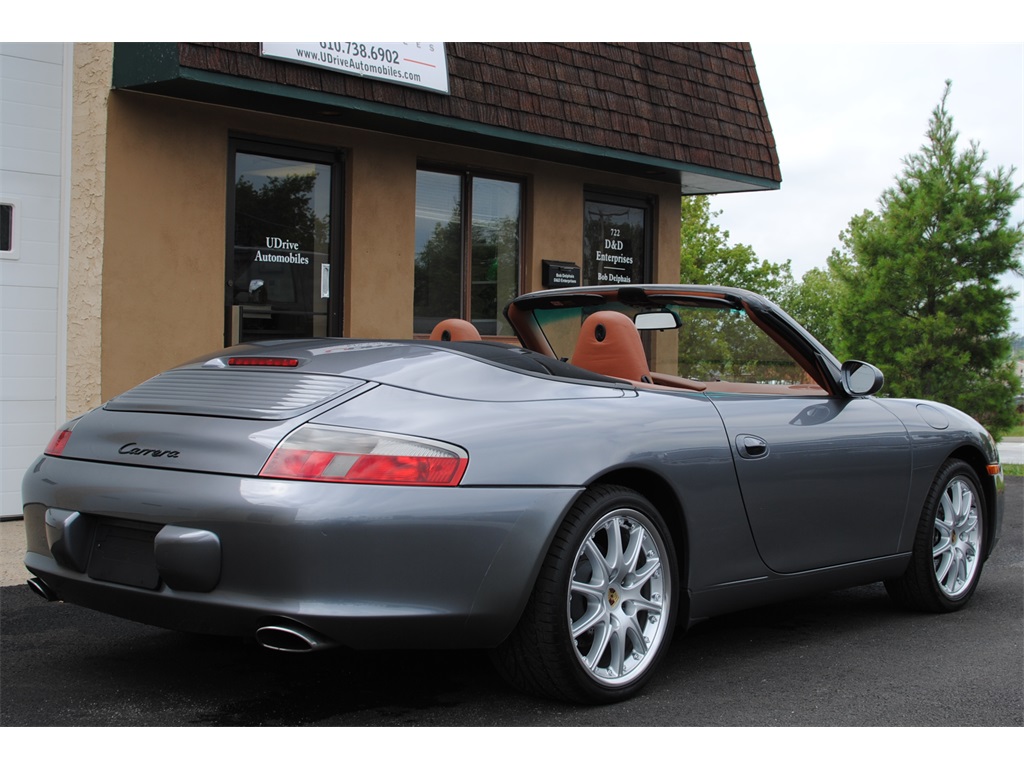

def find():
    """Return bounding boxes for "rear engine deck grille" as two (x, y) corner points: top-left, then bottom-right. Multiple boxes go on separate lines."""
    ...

(104, 370), (363, 419)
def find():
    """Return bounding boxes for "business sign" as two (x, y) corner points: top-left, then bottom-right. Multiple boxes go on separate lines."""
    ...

(542, 260), (581, 288)
(583, 199), (648, 286)
(261, 43), (449, 94)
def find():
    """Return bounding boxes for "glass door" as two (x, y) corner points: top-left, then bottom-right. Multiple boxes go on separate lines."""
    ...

(582, 193), (651, 286)
(226, 142), (342, 345)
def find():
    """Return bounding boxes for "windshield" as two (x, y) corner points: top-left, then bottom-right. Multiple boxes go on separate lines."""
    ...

(532, 302), (814, 387)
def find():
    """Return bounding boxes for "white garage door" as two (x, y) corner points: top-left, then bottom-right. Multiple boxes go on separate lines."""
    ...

(1, 43), (70, 519)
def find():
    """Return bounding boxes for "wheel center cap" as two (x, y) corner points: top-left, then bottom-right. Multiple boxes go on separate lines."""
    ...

(608, 588), (619, 608)
(952, 530), (958, 544)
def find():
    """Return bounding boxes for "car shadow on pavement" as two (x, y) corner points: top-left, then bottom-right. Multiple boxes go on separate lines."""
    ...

(0, 584), (510, 726)
(1, 579), (1009, 727)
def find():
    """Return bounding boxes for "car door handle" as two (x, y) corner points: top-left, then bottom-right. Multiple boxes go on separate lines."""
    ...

(736, 434), (769, 459)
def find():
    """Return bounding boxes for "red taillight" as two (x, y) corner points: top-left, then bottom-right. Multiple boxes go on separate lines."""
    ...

(264, 448), (336, 480)
(228, 357), (300, 367)
(346, 454), (467, 485)
(260, 426), (468, 487)
(44, 429), (74, 457)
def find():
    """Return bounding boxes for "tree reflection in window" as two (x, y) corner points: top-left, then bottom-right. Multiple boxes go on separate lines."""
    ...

(414, 170), (520, 336)
(235, 173), (323, 253)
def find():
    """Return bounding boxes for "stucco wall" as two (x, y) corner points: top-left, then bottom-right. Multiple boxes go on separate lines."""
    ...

(344, 139), (416, 338)
(66, 42), (112, 417)
(101, 92), (227, 400)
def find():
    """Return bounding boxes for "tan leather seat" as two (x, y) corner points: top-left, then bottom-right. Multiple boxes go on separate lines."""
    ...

(570, 311), (651, 382)
(430, 318), (482, 341)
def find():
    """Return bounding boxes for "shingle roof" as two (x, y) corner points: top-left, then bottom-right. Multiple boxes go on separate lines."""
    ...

(168, 43), (779, 188)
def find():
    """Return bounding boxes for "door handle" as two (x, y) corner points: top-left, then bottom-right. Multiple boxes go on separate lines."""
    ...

(320, 263), (330, 298)
(736, 434), (769, 459)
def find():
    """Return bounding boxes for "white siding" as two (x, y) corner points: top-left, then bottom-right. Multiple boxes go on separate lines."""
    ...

(0, 43), (70, 519)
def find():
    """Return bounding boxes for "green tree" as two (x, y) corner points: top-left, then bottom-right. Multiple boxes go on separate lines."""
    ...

(835, 81), (1023, 436)
(678, 196), (800, 379)
(679, 195), (793, 303)
(783, 253), (849, 353)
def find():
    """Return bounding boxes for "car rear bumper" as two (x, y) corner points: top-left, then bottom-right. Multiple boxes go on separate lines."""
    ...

(22, 455), (581, 649)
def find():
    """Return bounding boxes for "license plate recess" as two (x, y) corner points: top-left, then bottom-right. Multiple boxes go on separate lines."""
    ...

(87, 521), (161, 589)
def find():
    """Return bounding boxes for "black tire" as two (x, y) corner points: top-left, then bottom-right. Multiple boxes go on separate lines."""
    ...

(885, 459), (986, 612)
(492, 484), (678, 703)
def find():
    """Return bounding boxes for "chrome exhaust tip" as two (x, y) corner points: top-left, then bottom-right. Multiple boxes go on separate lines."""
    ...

(27, 577), (58, 602)
(255, 624), (332, 653)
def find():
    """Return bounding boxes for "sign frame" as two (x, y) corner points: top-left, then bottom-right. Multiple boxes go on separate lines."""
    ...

(261, 43), (450, 95)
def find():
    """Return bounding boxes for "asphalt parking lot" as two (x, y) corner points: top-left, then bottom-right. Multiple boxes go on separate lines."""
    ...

(1, 478), (1021, 727)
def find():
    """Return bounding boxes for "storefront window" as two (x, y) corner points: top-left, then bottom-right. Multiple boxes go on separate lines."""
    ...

(414, 169), (521, 336)
(413, 171), (462, 330)
(583, 195), (650, 286)
(226, 143), (341, 345)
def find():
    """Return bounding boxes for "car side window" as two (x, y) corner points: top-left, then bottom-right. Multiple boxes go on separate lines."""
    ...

(672, 306), (812, 387)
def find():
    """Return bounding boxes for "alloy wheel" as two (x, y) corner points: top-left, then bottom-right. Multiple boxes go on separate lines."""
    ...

(567, 509), (671, 686)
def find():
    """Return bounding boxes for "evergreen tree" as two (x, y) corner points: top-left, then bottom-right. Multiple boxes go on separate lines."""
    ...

(836, 81), (1023, 436)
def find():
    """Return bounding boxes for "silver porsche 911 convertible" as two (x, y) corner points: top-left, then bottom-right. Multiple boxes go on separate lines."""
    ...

(22, 284), (1004, 703)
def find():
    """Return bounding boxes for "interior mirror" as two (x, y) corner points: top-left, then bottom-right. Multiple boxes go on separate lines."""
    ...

(634, 311), (681, 331)
(841, 360), (884, 397)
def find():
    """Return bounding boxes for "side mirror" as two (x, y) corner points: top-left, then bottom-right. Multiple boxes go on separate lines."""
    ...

(841, 360), (884, 397)
(634, 311), (681, 331)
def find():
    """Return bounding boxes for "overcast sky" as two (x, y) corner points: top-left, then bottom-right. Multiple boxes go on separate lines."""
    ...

(712, 42), (1024, 335)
